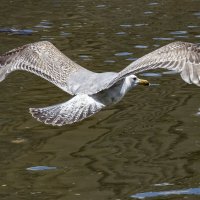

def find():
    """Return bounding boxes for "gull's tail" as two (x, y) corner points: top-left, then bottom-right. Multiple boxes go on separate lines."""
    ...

(29, 94), (105, 126)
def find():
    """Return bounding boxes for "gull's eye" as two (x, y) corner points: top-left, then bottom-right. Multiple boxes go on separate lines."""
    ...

(133, 77), (137, 81)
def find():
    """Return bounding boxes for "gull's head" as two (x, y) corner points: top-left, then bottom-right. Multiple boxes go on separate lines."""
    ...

(127, 75), (149, 87)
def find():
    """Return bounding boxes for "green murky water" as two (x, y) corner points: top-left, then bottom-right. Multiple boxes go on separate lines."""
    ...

(1, 0), (200, 199)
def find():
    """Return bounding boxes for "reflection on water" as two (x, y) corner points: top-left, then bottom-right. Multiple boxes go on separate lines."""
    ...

(140, 72), (162, 77)
(0, 0), (200, 199)
(26, 166), (57, 171)
(131, 187), (200, 199)
(153, 37), (175, 41)
(0, 28), (34, 35)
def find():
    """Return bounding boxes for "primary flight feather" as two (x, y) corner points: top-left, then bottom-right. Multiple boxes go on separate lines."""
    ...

(0, 41), (200, 126)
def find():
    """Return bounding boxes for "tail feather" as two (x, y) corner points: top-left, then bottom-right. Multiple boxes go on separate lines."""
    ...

(29, 94), (105, 126)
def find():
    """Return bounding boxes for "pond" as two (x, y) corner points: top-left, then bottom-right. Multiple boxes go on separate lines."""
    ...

(0, 0), (200, 199)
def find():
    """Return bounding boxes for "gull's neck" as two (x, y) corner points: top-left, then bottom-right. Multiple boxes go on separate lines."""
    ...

(93, 76), (135, 106)
(120, 76), (134, 96)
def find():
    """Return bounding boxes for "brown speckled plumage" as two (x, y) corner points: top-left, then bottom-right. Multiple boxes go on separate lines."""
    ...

(0, 41), (83, 94)
(107, 41), (200, 88)
(1, 41), (200, 126)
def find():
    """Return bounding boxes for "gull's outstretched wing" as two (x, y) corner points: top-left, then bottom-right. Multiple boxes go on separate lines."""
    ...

(30, 94), (105, 126)
(106, 41), (200, 88)
(0, 41), (117, 95)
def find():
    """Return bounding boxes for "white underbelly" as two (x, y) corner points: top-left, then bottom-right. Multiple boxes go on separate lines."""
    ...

(92, 80), (126, 105)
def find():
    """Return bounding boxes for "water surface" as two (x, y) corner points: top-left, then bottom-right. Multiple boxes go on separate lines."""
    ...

(0, 0), (200, 200)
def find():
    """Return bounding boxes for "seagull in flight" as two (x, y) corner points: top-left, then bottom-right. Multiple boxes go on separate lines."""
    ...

(0, 41), (200, 126)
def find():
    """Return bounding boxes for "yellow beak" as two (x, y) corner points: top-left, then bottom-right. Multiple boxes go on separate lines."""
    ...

(138, 79), (149, 86)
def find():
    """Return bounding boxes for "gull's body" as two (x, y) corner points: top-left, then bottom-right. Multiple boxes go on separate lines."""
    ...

(0, 41), (200, 126)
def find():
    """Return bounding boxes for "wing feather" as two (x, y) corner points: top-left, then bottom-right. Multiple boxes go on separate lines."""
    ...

(29, 94), (105, 126)
(2, 41), (199, 96)
(0, 41), (118, 95)
(0, 41), (86, 94)
(106, 41), (200, 88)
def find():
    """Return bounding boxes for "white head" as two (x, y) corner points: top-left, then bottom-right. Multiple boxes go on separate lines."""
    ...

(116, 74), (149, 101)
(126, 74), (149, 87)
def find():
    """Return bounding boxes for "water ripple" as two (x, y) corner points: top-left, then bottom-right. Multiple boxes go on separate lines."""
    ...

(134, 45), (148, 49)
(134, 23), (148, 27)
(104, 60), (116, 63)
(140, 72), (162, 77)
(79, 55), (92, 60)
(144, 11), (153, 15)
(26, 166), (57, 171)
(131, 187), (200, 199)
(114, 52), (133, 56)
(193, 12), (200, 16)
(170, 30), (188, 35)
(148, 2), (159, 6)
(0, 28), (34, 35)
(126, 57), (138, 61)
(153, 37), (175, 41)
(96, 4), (106, 8)
(60, 31), (71, 37)
(188, 25), (199, 28)
(120, 24), (132, 28)
(35, 20), (53, 29)
(116, 31), (126, 35)
(153, 182), (173, 187)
